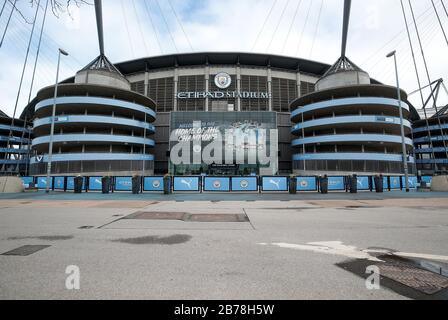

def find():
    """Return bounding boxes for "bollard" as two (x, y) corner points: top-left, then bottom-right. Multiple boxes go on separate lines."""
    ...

(320, 175), (328, 194)
(102, 176), (111, 194)
(350, 175), (358, 194)
(374, 175), (384, 193)
(132, 175), (141, 194)
(163, 175), (171, 195)
(74, 176), (83, 194)
(289, 176), (297, 194)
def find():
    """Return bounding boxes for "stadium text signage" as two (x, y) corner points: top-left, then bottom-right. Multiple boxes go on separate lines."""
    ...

(176, 91), (271, 99)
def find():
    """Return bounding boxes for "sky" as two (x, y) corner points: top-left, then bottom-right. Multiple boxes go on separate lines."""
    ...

(0, 0), (447, 118)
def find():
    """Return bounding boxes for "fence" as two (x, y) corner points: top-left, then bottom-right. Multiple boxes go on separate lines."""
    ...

(20, 175), (424, 194)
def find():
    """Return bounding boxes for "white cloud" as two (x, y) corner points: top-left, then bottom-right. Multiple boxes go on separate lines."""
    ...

(0, 0), (447, 117)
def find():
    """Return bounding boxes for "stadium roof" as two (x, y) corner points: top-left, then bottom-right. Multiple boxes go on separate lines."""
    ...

(113, 52), (331, 76)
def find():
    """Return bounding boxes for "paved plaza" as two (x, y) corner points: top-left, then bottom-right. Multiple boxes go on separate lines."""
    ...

(0, 191), (447, 300)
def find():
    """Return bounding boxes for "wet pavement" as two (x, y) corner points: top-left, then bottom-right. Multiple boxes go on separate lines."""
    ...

(0, 194), (447, 299)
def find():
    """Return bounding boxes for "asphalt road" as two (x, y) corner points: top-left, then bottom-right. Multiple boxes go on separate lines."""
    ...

(0, 194), (447, 300)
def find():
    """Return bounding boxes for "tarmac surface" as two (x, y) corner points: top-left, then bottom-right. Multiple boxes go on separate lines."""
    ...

(0, 190), (447, 300)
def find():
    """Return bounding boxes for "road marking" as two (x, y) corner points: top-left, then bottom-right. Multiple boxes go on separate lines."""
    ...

(260, 241), (448, 263)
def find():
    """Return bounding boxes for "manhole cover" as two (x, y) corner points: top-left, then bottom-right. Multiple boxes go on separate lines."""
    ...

(124, 212), (249, 223)
(125, 212), (186, 221)
(378, 262), (448, 295)
(187, 214), (249, 222)
(2, 245), (51, 256)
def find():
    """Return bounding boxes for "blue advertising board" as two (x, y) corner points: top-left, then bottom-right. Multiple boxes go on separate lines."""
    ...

(143, 177), (164, 192)
(88, 177), (103, 191)
(402, 176), (417, 189)
(67, 177), (85, 190)
(383, 176), (389, 190)
(357, 176), (370, 191)
(389, 176), (401, 189)
(21, 177), (34, 188)
(114, 177), (133, 191)
(36, 177), (52, 189)
(203, 177), (230, 192)
(296, 177), (317, 192)
(262, 177), (288, 192)
(53, 177), (65, 190)
(421, 176), (432, 185)
(327, 176), (345, 191)
(173, 176), (200, 192)
(231, 177), (258, 192)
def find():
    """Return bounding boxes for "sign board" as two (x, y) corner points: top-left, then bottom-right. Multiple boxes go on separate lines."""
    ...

(389, 176), (401, 189)
(402, 176), (417, 189)
(114, 177), (133, 191)
(37, 177), (52, 189)
(357, 176), (370, 191)
(261, 176), (288, 192)
(231, 177), (258, 192)
(143, 177), (164, 192)
(173, 176), (200, 192)
(203, 177), (230, 192)
(296, 177), (317, 192)
(88, 177), (103, 191)
(328, 177), (345, 191)
(53, 177), (65, 190)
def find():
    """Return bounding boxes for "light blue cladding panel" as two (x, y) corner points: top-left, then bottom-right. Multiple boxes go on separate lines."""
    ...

(34, 116), (155, 132)
(67, 177), (86, 190)
(327, 177), (345, 191)
(53, 177), (65, 190)
(262, 177), (288, 192)
(88, 177), (103, 191)
(143, 177), (164, 192)
(35, 96), (156, 119)
(114, 177), (133, 191)
(383, 176), (389, 190)
(231, 177), (258, 192)
(389, 176), (401, 189)
(173, 177), (200, 191)
(402, 176), (417, 189)
(357, 177), (370, 190)
(203, 177), (230, 192)
(293, 153), (409, 162)
(296, 177), (317, 191)
(291, 97), (410, 118)
(30, 153), (154, 164)
(32, 134), (155, 148)
(292, 134), (413, 147)
(291, 116), (411, 133)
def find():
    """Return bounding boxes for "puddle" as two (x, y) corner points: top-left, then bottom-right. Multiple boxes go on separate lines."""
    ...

(112, 234), (192, 245)
(7, 235), (73, 241)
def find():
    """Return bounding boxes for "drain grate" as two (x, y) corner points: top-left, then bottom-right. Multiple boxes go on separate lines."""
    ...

(378, 258), (448, 295)
(124, 211), (249, 223)
(2, 245), (51, 256)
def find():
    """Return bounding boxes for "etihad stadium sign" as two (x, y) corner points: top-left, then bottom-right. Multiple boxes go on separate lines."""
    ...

(176, 72), (271, 99)
(176, 91), (271, 99)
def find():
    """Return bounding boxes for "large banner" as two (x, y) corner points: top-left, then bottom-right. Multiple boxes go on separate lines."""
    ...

(169, 112), (278, 176)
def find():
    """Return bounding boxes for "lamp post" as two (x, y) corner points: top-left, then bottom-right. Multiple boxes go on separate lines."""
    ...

(45, 48), (68, 193)
(387, 50), (410, 192)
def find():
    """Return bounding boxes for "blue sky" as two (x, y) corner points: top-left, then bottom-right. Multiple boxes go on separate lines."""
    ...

(0, 0), (447, 117)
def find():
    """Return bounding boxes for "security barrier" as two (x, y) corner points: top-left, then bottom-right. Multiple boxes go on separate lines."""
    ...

(114, 177), (133, 192)
(143, 177), (164, 192)
(173, 176), (200, 192)
(261, 176), (289, 192)
(19, 175), (422, 194)
(203, 177), (231, 192)
(296, 177), (318, 192)
(327, 177), (345, 191)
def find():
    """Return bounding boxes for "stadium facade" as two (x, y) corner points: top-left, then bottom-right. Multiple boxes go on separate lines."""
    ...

(13, 52), (421, 177)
